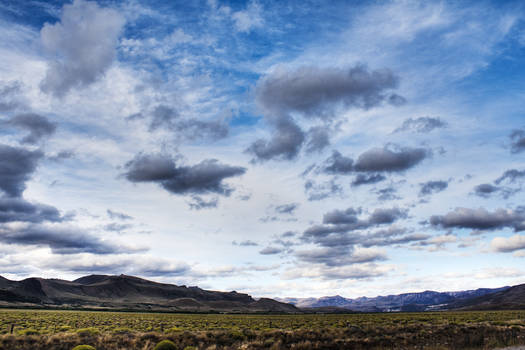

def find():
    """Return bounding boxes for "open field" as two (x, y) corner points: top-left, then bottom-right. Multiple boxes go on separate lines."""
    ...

(0, 309), (524, 349)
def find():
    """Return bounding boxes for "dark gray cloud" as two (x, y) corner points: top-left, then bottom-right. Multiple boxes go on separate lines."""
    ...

(305, 126), (330, 153)
(322, 146), (428, 175)
(104, 222), (133, 233)
(351, 174), (386, 186)
(510, 129), (525, 154)
(304, 179), (343, 201)
(495, 169), (525, 184)
(430, 207), (525, 232)
(323, 150), (354, 174)
(295, 246), (386, 267)
(0, 197), (62, 223)
(394, 117), (447, 133)
(0, 224), (137, 254)
(0, 144), (43, 197)
(107, 209), (133, 220)
(124, 153), (246, 196)
(232, 240), (259, 247)
(305, 207), (408, 240)
(256, 64), (402, 117)
(259, 246), (283, 255)
(48, 150), (75, 162)
(376, 186), (400, 201)
(147, 105), (229, 141)
(275, 203), (299, 215)
(419, 180), (448, 196)
(249, 64), (403, 162)
(0, 81), (23, 112)
(4, 113), (57, 144)
(474, 184), (500, 197)
(246, 116), (304, 161)
(187, 195), (219, 210)
(354, 147), (428, 172)
(40, 0), (125, 96)
(323, 207), (361, 225)
(473, 184), (518, 199)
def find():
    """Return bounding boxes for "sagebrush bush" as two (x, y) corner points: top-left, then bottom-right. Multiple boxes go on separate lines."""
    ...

(72, 345), (96, 350)
(154, 339), (177, 350)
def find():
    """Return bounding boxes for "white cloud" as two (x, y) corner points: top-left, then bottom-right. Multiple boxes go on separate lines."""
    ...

(491, 234), (525, 253)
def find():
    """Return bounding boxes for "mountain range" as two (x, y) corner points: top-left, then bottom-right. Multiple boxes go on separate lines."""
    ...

(0, 274), (299, 313)
(0, 274), (523, 313)
(277, 286), (518, 312)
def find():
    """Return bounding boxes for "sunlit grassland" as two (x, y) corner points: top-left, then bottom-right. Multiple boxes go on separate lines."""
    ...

(0, 309), (524, 349)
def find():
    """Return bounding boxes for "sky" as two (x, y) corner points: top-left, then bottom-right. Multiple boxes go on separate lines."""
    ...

(0, 0), (524, 299)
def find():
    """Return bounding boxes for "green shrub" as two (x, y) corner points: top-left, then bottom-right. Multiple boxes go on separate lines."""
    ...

(72, 346), (96, 350)
(76, 327), (100, 336)
(112, 327), (133, 334)
(58, 325), (73, 332)
(184, 347), (197, 350)
(154, 340), (177, 350)
(18, 328), (39, 335)
(166, 326), (182, 333)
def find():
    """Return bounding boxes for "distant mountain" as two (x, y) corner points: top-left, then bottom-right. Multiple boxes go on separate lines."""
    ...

(449, 284), (525, 310)
(0, 274), (299, 313)
(277, 286), (511, 312)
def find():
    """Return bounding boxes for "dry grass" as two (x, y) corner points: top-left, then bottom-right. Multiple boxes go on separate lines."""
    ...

(0, 310), (524, 349)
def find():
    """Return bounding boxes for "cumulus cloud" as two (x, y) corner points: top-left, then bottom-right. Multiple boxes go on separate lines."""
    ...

(354, 147), (428, 172)
(256, 65), (402, 117)
(0, 144), (43, 197)
(351, 174), (386, 187)
(123, 153), (246, 196)
(246, 116), (304, 161)
(430, 207), (525, 232)
(0, 197), (62, 223)
(283, 262), (391, 280)
(3, 113), (57, 144)
(419, 180), (448, 196)
(40, 0), (125, 96)
(510, 129), (525, 154)
(303, 207), (408, 243)
(248, 64), (403, 161)
(394, 116), (447, 133)
(491, 234), (525, 253)
(295, 246), (386, 266)
(322, 146), (428, 174)
(473, 183), (518, 199)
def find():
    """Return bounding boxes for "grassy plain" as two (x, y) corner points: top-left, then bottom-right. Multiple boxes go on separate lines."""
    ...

(0, 309), (524, 349)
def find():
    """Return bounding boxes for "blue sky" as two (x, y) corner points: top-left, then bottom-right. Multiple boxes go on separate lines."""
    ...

(0, 0), (524, 298)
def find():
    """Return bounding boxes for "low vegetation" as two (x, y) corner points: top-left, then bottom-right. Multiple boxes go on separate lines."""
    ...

(0, 309), (523, 349)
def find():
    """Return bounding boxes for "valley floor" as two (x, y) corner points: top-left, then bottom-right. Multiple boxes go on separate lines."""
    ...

(0, 309), (524, 349)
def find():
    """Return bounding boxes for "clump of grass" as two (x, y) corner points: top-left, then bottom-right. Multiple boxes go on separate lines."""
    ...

(166, 326), (182, 333)
(58, 325), (73, 332)
(18, 328), (39, 335)
(76, 327), (100, 336)
(154, 340), (177, 350)
(72, 345), (96, 350)
(112, 327), (133, 334)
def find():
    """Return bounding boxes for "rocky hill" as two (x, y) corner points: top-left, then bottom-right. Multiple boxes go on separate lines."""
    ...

(0, 274), (299, 313)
